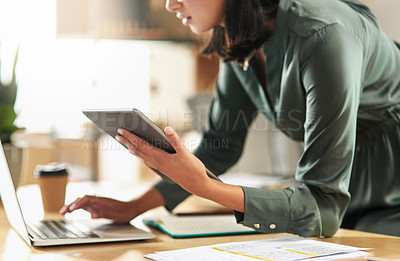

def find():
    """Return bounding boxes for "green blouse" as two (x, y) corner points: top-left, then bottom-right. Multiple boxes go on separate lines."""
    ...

(155, 0), (400, 237)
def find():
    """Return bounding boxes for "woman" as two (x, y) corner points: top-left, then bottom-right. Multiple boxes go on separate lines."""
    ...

(61, 0), (400, 237)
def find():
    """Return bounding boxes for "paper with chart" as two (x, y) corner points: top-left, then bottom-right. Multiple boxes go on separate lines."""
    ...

(144, 236), (369, 261)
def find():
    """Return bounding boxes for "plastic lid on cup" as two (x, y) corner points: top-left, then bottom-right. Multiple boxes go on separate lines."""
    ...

(34, 162), (69, 177)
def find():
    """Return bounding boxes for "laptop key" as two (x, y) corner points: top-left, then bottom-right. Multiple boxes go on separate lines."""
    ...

(28, 220), (99, 240)
(59, 221), (90, 238)
(49, 221), (79, 239)
(29, 222), (58, 239)
(27, 225), (47, 240)
(41, 221), (68, 239)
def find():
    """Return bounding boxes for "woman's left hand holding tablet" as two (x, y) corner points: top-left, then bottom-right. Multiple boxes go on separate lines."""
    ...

(116, 127), (213, 197)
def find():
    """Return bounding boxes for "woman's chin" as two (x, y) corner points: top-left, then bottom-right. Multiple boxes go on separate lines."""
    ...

(189, 26), (211, 35)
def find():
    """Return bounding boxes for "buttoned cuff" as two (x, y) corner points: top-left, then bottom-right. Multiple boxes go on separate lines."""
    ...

(234, 186), (290, 233)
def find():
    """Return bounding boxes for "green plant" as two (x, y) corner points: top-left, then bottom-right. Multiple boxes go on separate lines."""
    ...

(0, 48), (20, 143)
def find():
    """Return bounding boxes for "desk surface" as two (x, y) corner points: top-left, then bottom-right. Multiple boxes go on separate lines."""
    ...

(1, 183), (400, 261)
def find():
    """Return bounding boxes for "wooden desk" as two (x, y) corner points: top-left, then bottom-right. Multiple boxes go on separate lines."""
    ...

(1, 184), (400, 260)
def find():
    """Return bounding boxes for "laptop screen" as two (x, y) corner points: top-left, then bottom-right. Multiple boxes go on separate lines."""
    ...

(0, 141), (31, 245)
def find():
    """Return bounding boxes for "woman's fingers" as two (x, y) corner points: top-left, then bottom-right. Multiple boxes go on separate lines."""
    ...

(115, 133), (153, 161)
(60, 196), (110, 219)
(164, 126), (184, 153)
(59, 205), (70, 215)
(116, 127), (185, 156)
(60, 195), (100, 216)
(117, 129), (164, 154)
(59, 197), (83, 214)
(60, 196), (135, 223)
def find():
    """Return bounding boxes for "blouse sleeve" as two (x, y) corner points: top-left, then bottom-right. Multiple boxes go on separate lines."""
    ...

(237, 24), (363, 237)
(154, 62), (258, 211)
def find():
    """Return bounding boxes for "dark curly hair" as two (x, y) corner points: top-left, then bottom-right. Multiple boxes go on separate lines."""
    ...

(203, 0), (279, 65)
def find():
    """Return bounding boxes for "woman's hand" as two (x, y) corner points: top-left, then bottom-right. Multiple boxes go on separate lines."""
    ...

(115, 127), (212, 197)
(59, 196), (137, 223)
(59, 187), (166, 223)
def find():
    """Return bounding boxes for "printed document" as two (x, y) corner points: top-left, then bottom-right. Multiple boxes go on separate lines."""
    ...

(144, 236), (369, 261)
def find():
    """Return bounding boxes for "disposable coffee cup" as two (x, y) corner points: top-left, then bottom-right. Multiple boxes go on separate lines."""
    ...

(34, 162), (69, 213)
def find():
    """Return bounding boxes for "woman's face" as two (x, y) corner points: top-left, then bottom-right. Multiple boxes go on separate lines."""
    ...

(165, 0), (226, 34)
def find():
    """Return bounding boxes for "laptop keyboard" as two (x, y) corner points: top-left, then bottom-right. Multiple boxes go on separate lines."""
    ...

(27, 220), (99, 240)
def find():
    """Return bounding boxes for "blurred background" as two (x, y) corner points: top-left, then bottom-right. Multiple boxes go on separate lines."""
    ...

(0, 0), (399, 190)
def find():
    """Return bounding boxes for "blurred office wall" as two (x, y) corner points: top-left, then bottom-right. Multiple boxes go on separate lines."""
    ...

(360, 0), (400, 42)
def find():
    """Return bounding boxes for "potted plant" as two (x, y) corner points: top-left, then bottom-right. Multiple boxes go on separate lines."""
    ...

(1, 46), (23, 187)
(0, 48), (19, 143)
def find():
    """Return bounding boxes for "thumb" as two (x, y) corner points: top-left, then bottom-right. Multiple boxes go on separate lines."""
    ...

(164, 126), (184, 152)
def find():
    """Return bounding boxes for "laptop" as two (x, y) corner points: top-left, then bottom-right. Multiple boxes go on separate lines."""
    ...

(0, 140), (155, 246)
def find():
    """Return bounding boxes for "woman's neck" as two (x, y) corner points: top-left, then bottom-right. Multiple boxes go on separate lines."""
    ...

(251, 48), (267, 88)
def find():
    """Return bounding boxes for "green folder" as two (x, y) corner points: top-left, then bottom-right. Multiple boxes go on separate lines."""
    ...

(143, 214), (259, 238)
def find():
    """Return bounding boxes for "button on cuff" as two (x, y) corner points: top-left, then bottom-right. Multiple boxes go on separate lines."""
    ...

(240, 186), (290, 233)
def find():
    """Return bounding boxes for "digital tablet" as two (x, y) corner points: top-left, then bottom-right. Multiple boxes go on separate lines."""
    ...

(83, 108), (175, 153)
(83, 108), (221, 182)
